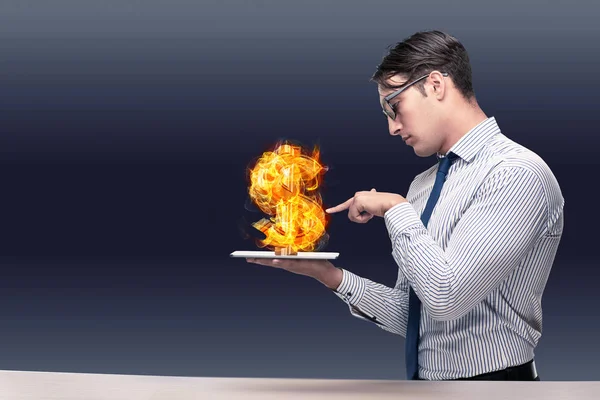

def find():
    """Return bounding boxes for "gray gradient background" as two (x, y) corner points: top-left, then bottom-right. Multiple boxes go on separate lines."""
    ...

(1, 0), (599, 381)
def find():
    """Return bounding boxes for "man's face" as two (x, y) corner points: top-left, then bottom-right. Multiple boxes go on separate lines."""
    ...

(378, 74), (444, 157)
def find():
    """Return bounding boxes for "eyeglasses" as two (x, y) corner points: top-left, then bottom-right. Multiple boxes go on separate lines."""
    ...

(380, 72), (448, 120)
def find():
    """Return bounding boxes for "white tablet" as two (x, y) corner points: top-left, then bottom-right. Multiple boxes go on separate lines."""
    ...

(230, 250), (339, 260)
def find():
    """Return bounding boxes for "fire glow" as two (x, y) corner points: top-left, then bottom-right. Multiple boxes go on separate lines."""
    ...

(247, 141), (329, 255)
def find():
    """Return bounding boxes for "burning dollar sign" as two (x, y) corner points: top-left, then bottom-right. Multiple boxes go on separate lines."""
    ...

(247, 140), (329, 255)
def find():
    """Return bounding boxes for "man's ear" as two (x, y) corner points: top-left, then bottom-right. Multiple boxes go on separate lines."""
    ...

(428, 71), (446, 100)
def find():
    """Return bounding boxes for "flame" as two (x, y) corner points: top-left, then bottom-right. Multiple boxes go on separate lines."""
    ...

(247, 141), (329, 254)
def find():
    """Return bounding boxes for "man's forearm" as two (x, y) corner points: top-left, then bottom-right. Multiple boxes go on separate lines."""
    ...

(332, 268), (409, 336)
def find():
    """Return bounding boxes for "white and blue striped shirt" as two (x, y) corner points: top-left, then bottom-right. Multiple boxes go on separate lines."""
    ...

(334, 117), (564, 380)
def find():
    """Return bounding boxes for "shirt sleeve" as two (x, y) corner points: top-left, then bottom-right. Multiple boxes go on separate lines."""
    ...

(332, 267), (410, 337)
(383, 165), (553, 322)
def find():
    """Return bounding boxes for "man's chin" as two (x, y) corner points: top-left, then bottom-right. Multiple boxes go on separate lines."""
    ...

(413, 146), (436, 158)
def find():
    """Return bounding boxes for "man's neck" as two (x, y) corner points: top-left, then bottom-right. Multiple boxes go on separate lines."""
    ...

(440, 104), (488, 155)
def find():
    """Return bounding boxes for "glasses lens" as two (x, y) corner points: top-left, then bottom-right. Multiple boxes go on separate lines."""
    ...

(381, 99), (395, 120)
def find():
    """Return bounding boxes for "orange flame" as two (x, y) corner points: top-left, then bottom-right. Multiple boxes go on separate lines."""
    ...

(247, 141), (329, 254)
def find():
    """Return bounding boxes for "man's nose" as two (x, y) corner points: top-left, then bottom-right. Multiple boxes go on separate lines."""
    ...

(389, 119), (403, 136)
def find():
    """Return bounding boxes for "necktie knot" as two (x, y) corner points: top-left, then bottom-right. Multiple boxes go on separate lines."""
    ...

(438, 152), (459, 176)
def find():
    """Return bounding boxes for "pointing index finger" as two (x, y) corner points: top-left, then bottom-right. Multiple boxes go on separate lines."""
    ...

(325, 197), (353, 214)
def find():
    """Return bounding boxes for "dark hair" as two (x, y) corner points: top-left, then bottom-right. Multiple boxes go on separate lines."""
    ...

(371, 30), (475, 100)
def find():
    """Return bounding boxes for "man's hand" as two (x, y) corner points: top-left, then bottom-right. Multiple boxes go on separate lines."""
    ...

(325, 188), (407, 223)
(245, 258), (343, 289)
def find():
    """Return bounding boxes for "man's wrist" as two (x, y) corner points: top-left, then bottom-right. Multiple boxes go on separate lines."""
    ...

(385, 195), (407, 215)
(316, 264), (343, 290)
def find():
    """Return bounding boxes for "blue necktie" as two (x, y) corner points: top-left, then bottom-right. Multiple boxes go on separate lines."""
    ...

(405, 152), (459, 380)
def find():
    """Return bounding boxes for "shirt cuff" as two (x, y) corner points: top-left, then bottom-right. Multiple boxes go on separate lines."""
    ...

(333, 268), (366, 305)
(384, 201), (423, 244)
(332, 269), (381, 324)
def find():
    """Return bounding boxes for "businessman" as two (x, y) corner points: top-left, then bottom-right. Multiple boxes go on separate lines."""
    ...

(246, 30), (564, 381)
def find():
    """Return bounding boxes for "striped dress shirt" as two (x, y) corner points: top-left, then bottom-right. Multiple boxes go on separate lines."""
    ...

(334, 117), (564, 380)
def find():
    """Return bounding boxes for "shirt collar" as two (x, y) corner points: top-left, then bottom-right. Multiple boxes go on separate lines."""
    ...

(437, 117), (501, 163)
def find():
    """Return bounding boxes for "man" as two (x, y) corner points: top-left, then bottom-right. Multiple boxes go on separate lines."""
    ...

(246, 30), (564, 381)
